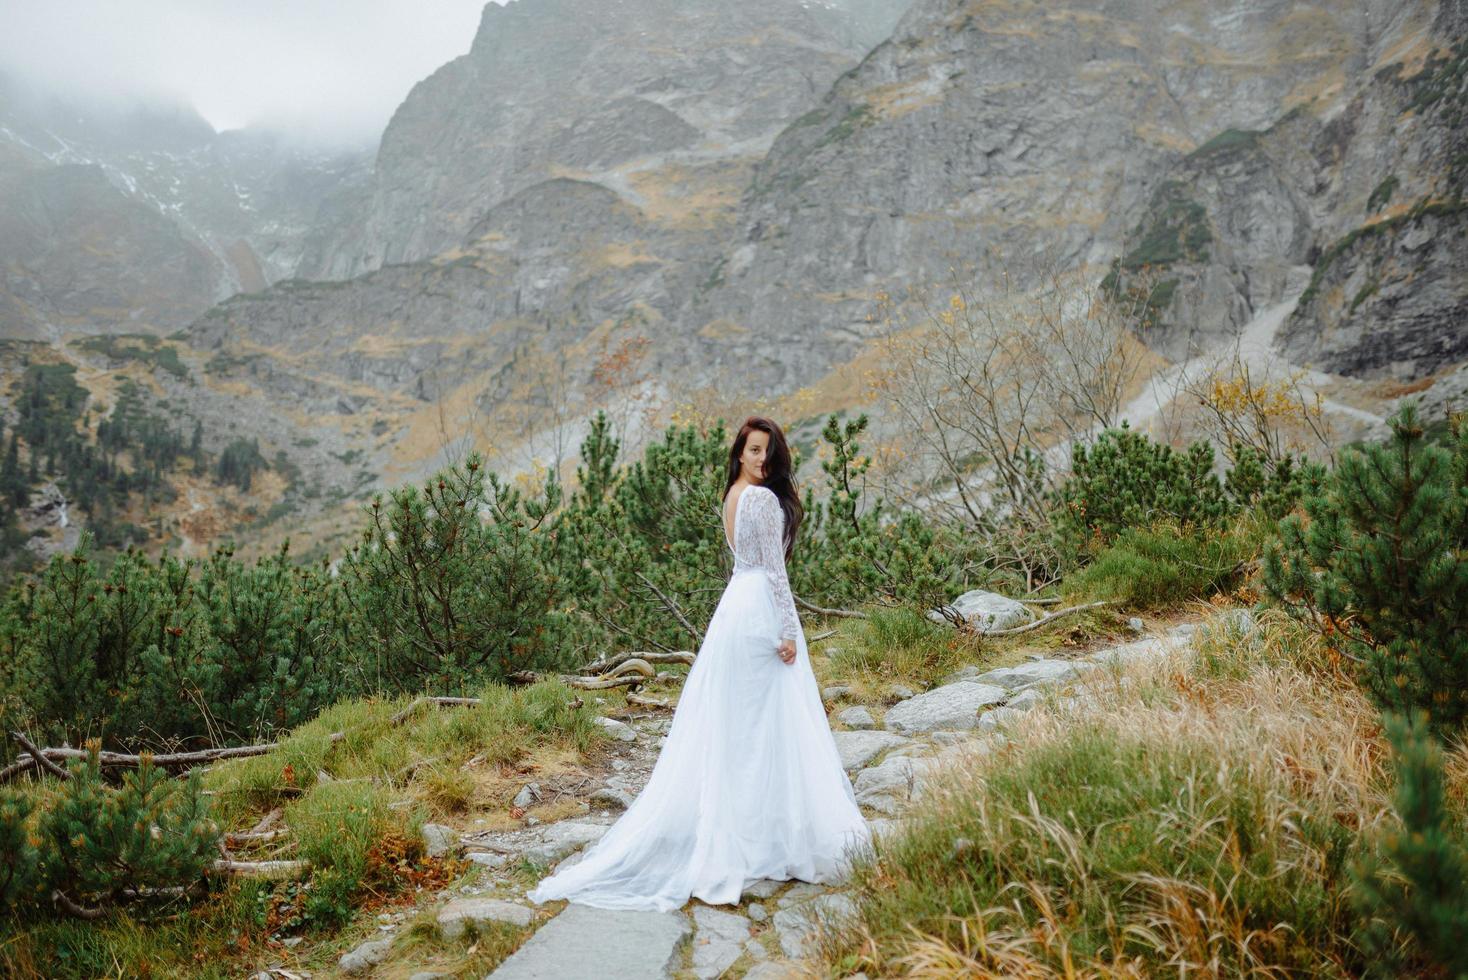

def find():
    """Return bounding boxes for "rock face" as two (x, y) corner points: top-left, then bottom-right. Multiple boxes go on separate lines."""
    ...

(701, 0), (1440, 372)
(299, 0), (914, 279)
(11, 0), (1462, 537)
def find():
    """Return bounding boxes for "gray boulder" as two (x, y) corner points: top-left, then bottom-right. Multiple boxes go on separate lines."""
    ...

(437, 898), (534, 938)
(883, 682), (1006, 733)
(830, 730), (911, 770)
(419, 822), (457, 858)
(339, 937), (393, 975)
(972, 659), (1092, 691)
(927, 590), (1030, 632)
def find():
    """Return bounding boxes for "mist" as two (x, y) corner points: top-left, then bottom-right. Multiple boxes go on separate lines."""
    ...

(0, 0), (501, 149)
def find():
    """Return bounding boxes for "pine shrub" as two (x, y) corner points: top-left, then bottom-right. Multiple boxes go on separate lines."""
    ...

(1263, 404), (1468, 734)
(32, 741), (220, 913)
(1053, 423), (1234, 558)
(1350, 708), (1468, 977)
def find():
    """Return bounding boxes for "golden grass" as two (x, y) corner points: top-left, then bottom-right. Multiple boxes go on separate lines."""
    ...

(815, 610), (1461, 977)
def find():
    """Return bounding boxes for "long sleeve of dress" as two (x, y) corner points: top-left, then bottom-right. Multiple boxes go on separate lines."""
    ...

(748, 486), (800, 642)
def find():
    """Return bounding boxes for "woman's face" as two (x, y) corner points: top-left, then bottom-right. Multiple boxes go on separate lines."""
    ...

(740, 430), (770, 482)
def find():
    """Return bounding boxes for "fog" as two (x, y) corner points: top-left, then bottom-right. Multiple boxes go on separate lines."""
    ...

(0, 0), (503, 148)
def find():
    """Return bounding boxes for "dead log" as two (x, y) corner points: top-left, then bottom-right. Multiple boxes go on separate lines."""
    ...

(795, 596), (867, 619)
(211, 858), (308, 877)
(1, 693), (493, 786)
(625, 693), (670, 709)
(51, 889), (106, 920)
(507, 658), (656, 690)
(388, 696), (483, 727)
(973, 601), (1109, 637)
(10, 731), (70, 781)
(577, 650), (696, 675)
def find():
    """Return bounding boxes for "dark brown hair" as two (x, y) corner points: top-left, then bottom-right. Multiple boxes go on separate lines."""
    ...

(724, 416), (803, 560)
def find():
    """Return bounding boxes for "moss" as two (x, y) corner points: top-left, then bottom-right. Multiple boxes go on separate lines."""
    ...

(1300, 198), (1468, 306)
(1187, 127), (1263, 160)
(1118, 184), (1212, 270)
(813, 104), (873, 151)
(1368, 175), (1400, 212)
(1349, 279), (1379, 313)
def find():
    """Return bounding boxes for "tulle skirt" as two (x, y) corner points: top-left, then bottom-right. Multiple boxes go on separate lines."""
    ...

(525, 568), (872, 912)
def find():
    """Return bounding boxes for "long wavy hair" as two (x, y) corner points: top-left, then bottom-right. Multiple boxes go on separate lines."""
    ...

(723, 416), (803, 560)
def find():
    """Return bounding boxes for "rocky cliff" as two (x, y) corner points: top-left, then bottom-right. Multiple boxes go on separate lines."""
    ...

(296, 0), (911, 279)
(6, 0), (1461, 562)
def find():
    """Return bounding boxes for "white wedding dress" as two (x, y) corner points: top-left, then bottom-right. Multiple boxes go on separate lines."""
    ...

(526, 484), (872, 913)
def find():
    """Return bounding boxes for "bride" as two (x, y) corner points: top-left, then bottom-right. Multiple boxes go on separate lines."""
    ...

(526, 416), (872, 913)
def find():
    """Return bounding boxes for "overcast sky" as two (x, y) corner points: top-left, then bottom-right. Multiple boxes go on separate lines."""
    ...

(0, 0), (505, 147)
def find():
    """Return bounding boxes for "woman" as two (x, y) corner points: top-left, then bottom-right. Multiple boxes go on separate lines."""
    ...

(526, 416), (871, 912)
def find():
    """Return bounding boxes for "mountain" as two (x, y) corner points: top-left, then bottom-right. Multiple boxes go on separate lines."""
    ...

(3, 0), (1463, 565)
(0, 76), (374, 340)
(702, 0), (1463, 378)
(296, 0), (912, 279)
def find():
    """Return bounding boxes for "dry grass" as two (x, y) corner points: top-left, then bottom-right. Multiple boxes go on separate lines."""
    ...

(816, 610), (1462, 977)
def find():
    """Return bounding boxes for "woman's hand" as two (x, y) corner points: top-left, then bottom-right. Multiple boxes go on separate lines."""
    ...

(776, 638), (796, 665)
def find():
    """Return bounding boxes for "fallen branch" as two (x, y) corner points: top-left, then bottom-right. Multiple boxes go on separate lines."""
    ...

(626, 693), (670, 709)
(808, 629), (837, 643)
(975, 601), (1109, 637)
(507, 658), (656, 690)
(577, 650), (696, 675)
(2, 695), (493, 786)
(389, 696), (483, 727)
(795, 596), (867, 619)
(10, 731), (70, 781)
(51, 889), (106, 920)
(0, 757), (36, 783)
(212, 858), (309, 877)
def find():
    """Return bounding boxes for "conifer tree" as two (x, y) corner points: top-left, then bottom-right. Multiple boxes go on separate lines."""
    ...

(1350, 708), (1468, 977)
(0, 790), (40, 907)
(1263, 403), (1468, 734)
(1053, 423), (1234, 557)
(36, 740), (220, 913)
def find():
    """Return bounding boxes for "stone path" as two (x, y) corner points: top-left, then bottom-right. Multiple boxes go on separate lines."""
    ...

(334, 614), (1243, 978)
(488, 904), (691, 979)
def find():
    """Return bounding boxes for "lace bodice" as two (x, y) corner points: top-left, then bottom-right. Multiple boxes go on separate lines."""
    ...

(726, 484), (801, 642)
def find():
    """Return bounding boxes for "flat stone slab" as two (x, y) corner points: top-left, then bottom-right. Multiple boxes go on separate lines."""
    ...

(1085, 636), (1185, 667)
(883, 682), (1006, 733)
(1006, 687), (1045, 711)
(771, 892), (857, 958)
(690, 905), (751, 978)
(520, 820), (610, 865)
(487, 903), (691, 979)
(438, 897), (533, 937)
(973, 659), (1092, 690)
(830, 730), (911, 770)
